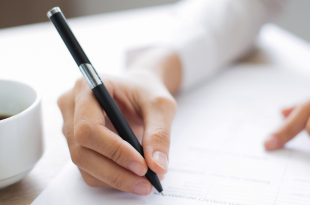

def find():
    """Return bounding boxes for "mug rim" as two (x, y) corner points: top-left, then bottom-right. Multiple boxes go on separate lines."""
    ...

(0, 79), (41, 124)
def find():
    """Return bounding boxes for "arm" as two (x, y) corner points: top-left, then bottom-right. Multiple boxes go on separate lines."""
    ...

(57, 0), (284, 195)
(128, 0), (283, 92)
(163, 0), (283, 90)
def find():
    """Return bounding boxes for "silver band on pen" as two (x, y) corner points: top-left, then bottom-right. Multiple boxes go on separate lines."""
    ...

(79, 63), (103, 89)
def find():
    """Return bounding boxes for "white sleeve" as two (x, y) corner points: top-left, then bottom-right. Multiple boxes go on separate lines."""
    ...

(169, 0), (284, 90)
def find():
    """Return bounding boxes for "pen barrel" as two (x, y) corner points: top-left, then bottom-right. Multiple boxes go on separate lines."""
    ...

(92, 84), (143, 155)
(146, 169), (163, 193)
(48, 7), (163, 193)
(49, 12), (90, 66)
(92, 84), (163, 193)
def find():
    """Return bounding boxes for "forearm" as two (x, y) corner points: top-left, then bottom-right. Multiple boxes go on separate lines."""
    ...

(166, 0), (284, 90)
(128, 47), (182, 94)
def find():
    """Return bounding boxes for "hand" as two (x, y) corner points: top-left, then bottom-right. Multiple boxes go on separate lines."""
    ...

(57, 71), (176, 195)
(264, 101), (310, 151)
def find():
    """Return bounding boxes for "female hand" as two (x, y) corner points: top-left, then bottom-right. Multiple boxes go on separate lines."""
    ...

(57, 71), (177, 195)
(264, 101), (310, 150)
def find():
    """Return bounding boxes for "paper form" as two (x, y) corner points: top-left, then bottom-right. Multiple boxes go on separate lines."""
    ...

(32, 66), (310, 205)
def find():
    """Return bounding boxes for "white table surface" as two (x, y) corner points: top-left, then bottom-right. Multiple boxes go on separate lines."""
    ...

(1, 5), (310, 205)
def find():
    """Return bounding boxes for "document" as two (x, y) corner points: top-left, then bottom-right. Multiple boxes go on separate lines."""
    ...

(32, 66), (310, 205)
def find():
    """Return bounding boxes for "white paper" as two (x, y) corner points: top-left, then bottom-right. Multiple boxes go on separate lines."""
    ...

(32, 66), (310, 205)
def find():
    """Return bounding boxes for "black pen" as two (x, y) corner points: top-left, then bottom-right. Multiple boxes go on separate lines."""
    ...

(47, 7), (164, 195)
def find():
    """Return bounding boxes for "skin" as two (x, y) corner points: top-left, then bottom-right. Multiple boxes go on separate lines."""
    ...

(58, 47), (309, 195)
(58, 48), (182, 195)
(264, 103), (310, 151)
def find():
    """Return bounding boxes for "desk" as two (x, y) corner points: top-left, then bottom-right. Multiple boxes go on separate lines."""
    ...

(0, 5), (310, 205)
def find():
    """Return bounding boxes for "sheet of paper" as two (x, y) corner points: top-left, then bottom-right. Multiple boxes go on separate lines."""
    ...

(32, 66), (310, 205)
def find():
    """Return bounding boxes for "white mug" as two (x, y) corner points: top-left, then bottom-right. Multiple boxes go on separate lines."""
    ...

(0, 79), (44, 189)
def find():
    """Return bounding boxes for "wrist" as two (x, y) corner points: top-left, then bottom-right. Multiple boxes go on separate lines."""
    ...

(127, 47), (182, 94)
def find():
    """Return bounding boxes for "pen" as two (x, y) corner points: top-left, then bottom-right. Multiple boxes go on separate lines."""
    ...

(47, 7), (164, 195)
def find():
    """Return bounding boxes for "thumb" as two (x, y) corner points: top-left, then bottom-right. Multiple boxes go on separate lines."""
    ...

(141, 96), (176, 175)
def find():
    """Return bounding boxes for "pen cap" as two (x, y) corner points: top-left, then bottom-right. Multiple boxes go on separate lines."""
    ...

(47, 7), (91, 66)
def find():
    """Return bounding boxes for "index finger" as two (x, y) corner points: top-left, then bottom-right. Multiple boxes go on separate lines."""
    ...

(265, 102), (310, 151)
(73, 79), (148, 176)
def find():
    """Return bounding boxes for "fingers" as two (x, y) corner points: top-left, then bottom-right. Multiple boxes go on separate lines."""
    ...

(59, 75), (174, 194)
(281, 107), (295, 118)
(73, 78), (105, 128)
(71, 145), (152, 195)
(265, 102), (310, 151)
(78, 168), (166, 187)
(73, 79), (148, 176)
(75, 121), (148, 176)
(141, 95), (177, 175)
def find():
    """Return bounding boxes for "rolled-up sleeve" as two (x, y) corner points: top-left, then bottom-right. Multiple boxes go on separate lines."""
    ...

(169, 0), (284, 90)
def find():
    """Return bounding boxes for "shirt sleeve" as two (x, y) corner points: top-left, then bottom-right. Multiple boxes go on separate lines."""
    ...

(168, 0), (284, 90)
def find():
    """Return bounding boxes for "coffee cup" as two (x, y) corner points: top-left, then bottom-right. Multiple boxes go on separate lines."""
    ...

(0, 79), (44, 189)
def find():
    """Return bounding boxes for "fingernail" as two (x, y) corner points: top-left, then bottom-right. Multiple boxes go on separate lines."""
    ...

(265, 136), (280, 150)
(152, 151), (168, 170)
(128, 162), (146, 176)
(134, 182), (152, 195)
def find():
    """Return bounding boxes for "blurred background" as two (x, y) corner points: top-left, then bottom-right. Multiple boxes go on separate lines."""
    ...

(0, 0), (309, 42)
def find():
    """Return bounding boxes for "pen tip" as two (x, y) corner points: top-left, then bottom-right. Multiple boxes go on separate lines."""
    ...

(160, 192), (165, 196)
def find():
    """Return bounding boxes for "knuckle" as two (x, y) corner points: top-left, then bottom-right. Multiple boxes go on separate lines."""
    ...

(148, 128), (170, 147)
(106, 171), (124, 189)
(70, 146), (87, 168)
(107, 140), (124, 163)
(151, 96), (177, 114)
(74, 120), (93, 146)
